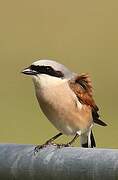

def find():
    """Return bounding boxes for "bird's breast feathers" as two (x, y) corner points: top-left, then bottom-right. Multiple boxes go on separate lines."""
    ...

(34, 77), (93, 135)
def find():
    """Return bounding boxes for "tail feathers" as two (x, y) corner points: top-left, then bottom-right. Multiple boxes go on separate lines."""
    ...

(82, 142), (89, 148)
(94, 118), (107, 126)
(92, 110), (107, 126)
(90, 130), (96, 147)
(81, 130), (96, 148)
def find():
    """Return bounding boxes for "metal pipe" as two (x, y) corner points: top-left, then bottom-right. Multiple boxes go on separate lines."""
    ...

(0, 144), (118, 180)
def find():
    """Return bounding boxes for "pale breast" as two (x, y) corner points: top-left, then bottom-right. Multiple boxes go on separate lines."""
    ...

(35, 80), (93, 135)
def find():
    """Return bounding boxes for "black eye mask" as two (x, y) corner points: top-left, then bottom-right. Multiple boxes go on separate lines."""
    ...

(30, 65), (64, 78)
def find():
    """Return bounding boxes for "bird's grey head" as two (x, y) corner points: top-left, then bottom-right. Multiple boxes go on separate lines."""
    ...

(22, 59), (73, 79)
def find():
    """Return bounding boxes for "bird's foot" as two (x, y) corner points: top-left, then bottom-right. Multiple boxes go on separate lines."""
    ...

(34, 141), (56, 154)
(56, 143), (71, 148)
(34, 142), (71, 154)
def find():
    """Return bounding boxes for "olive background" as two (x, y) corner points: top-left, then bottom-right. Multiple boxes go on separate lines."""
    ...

(0, 0), (118, 148)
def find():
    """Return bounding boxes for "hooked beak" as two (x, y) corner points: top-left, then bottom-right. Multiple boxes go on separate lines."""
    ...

(21, 67), (38, 75)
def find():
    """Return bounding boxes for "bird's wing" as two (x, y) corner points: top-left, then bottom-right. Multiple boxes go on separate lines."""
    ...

(69, 73), (107, 126)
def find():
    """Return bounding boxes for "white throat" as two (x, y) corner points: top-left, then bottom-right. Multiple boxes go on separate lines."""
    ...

(32, 74), (66, 89)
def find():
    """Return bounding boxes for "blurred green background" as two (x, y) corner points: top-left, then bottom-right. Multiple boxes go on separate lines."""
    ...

(0, 0), (118, 148)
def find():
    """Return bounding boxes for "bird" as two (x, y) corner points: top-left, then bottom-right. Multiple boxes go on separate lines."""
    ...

(22, 59), (107, 151)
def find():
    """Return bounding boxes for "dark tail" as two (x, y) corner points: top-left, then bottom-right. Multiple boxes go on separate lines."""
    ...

(94, 118), (107, 126)
(92, 110), (107, 126)
(81, 130), (96, 148)
(90, 130), (96, 147)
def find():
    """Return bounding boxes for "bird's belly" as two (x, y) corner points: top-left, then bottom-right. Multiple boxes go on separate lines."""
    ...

(39, 102), (78, 135)
(36, 85), (92, 135)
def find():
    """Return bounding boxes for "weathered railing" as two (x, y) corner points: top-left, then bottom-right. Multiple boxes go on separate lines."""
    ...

(0, 144), (118, 180)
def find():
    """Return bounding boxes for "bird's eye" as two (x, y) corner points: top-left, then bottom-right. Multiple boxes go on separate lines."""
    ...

(30, 65), (39, 72)
(45, 66), (52, 71)
(30, 65), (64, 78)
(44, 66), (64, 78)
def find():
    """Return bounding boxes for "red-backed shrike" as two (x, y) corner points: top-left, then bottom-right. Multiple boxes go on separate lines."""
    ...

(22, 59), (107, 151)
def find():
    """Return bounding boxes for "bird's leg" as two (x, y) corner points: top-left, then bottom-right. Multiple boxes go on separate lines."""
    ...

(34, 132), (63, 152)
(56, 133), (79, 148)
(45, 132), (63, 145)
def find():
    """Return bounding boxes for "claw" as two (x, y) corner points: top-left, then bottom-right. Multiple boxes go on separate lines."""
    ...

(34, 144), (45, 154)
(34, 141), (57, 154)
(34, 142), (71, 154)
(56, 143), (71, 148)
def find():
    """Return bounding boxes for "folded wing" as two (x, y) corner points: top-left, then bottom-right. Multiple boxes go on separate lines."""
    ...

(69, 73), (107, 126)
